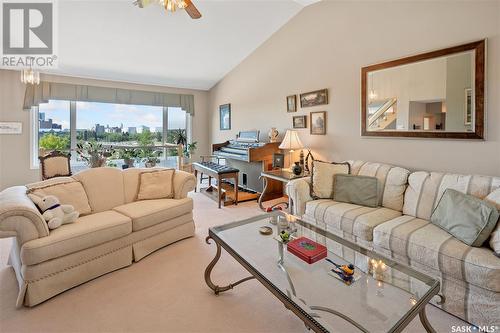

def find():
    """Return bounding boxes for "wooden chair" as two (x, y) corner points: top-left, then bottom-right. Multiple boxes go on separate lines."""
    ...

(39, 151), (72, 180)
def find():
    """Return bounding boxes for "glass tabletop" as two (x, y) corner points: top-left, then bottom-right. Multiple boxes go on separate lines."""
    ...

(209, 212), (439, 333)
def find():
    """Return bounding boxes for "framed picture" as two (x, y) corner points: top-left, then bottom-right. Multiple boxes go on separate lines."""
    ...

(293, 116), (307, 129)
(272, 153), (285, 169)
(300, 89), (328, 108)
(0, 122), (22, 134)
(219, 104), (231, 130)
(286, 95), (297, 112)
(464, 88), (472, 125)
(310, 111), (326, 135)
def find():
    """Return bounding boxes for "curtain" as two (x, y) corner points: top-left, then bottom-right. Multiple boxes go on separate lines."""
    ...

(23, 81), (195, 115)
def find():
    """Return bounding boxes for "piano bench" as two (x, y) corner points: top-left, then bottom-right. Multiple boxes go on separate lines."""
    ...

(192, 162), (240, 209)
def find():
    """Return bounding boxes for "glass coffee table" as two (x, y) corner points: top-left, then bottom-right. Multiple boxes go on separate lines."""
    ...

(204, 212), (441, 333)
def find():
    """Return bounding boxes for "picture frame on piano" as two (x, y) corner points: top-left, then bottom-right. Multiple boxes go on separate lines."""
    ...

(220, 104), (231, 130)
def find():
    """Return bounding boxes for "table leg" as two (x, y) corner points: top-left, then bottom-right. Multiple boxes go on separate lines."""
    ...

(258, 176), (268, 211)
(217, 175), (222, 209)
(194, 170), (198, 192)
(234, 175), (238, 205)
(419, 306), (437, 333)
(204, 236), (255, 295)
(208, 176), (212, 187)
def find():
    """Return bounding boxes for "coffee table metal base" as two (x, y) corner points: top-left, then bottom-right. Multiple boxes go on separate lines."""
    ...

(204, 236), (255, 295)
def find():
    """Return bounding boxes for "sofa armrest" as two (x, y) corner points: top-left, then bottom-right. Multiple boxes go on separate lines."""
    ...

(286, 177), (313, 216)
(0, 186), (49, 244)
(173, 170), (196, 199)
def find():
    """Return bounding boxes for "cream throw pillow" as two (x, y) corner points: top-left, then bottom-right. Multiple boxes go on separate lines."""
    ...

(311, 160), (350, 199)
(27, 177), (91, 215)
(137, 169), (175, 200)
(485, 188), (500, 256)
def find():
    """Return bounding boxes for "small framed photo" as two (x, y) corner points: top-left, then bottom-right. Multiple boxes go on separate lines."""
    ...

(300, 89), (328, 108)
(272, 153), (285, 169)
(219, 104), (231, 130)
(286, 95), (297, 112)
(293, 116), (307, 129)
(310, 111), (326, 135)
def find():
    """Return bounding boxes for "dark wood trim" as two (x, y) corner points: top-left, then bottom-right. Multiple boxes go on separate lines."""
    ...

(38, 150), (72, 180)
(361, 40), (486, 139)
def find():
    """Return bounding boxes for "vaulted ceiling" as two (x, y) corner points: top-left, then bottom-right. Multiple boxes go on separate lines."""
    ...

(48, 0), (318, 90)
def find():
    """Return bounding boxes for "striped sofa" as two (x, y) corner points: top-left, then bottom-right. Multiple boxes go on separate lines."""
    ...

(286, 161), (500, 326)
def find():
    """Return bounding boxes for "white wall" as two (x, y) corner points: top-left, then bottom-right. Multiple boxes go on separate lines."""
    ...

(0, 70), (210, 190)
(208, 0), (500, 176)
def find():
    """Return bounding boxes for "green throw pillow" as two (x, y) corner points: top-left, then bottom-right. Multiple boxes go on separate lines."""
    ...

(333, 174), (378, 208)
(431, 189), (500, 247)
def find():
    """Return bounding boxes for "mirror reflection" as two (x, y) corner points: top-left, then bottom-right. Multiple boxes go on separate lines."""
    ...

(366, 51), (474, 133)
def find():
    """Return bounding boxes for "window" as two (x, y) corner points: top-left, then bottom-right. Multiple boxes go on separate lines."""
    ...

(32, 101), (190, 169)
(37, 100), (71, 156)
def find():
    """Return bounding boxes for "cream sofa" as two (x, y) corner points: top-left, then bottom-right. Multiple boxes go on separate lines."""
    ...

(287, 160), (500, 326)
(0, 167), (196, 307)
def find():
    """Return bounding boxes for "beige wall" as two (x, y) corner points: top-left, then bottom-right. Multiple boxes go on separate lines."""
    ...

(0, 70), (210, 190)
(208, 0), (500, 176)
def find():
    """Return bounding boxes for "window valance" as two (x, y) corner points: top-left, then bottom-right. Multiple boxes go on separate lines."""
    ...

(23, 81), (195, 115)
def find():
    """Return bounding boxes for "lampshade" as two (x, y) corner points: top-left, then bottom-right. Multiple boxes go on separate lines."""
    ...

(279, 130), (304, 150)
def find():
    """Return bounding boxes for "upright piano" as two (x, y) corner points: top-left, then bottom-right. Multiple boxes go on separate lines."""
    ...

(212, 130), (282, 200)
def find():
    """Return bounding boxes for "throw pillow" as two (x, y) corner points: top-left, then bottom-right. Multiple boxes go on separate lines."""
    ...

(311, 160), (350, 199)
(137, 169), (175, 200)
(333, 174), (378, 208)
(431, 189), (499, 247)
(26, 177), (92, 215)
(485, 188), (500, 256)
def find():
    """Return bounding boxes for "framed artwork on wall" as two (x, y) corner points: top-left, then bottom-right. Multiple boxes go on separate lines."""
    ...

(310, 111), (326, 135)
(286, 95), (297, 112)
(219, 104), (231, 130)
(0, 122), (22, 134)
(293, 116), (307, 129)
(300, 89), (328, 108)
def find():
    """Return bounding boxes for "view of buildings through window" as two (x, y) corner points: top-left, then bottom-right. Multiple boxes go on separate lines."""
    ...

(36, 100), (188, 167)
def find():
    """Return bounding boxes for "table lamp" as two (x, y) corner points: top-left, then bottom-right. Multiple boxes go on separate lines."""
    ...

(279, 130), (304, 170)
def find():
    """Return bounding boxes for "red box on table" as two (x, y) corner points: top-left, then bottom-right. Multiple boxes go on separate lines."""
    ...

(287, 237), (327, 264)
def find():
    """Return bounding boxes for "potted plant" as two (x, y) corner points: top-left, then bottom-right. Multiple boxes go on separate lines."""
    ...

(141, 149), (161, 168)
(116, 148), (139, 168)
(185, 141), (198, 158)
(76, 141), (114, 168)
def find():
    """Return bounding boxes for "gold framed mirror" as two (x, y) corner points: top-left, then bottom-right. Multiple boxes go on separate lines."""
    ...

(361, 40), (485, 139)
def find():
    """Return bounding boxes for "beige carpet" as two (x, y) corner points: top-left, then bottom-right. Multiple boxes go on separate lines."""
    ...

(0, 193), (465, 333)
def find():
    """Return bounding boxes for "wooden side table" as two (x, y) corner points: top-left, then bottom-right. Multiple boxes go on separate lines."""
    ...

(258, 169), (309, 212)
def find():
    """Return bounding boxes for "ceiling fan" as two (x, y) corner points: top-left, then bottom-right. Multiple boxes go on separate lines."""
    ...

(133, 0), (202, 19)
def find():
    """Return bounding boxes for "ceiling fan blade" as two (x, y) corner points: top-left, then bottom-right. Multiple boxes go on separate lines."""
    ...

(184, 0), (202, 19)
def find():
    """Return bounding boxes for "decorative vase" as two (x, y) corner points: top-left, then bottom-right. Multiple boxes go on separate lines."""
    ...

(292, 162), (302, 175)
(268, 128), (279, 143)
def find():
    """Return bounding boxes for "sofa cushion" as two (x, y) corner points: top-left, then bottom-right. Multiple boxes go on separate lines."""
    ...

(485, 188), (500, 255)
(311, 160), (350, 199)
(431, 189), (499, 247)
(73, 168), (125, 213)
(348, 161), (410, 212)
(333, 174), (378, 207)
(26, 177), (92, 216)
(373, 215), (500, 292)
(403, 171), (500, 221)
(21, 210), (132, 265)
(137, 169), (175, 200)
(113, 198), (193, 232)
(304, 199), (401, 241)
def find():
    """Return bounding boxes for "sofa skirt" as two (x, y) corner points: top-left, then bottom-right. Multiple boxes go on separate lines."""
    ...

(12, 213), (195, 307)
